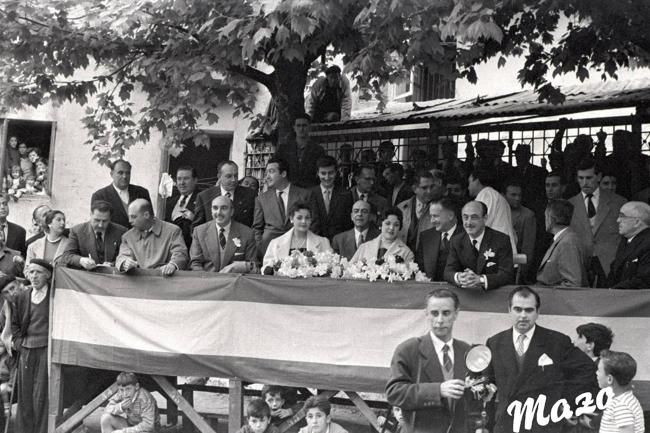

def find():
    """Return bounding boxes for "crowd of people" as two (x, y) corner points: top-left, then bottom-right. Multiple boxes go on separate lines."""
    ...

(3, 135), (50, 200)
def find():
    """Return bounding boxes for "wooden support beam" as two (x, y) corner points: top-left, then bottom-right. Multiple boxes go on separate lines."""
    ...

(228, 378), (244, 433)
(54, 382), (118, 433)
(48, 363), (64, 433)
(152, 375), (217, 433)
(279, 390), (338, 433)
(344, 391), (381, 433)
(166, 376), (179, 426)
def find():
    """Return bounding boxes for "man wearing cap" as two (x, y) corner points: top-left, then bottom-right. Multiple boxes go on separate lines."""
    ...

(10, 259), (53, 433)
(305, 65), (352, 123)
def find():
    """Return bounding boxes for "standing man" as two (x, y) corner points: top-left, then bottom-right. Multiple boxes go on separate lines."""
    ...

(165, 165), (199, 248)
(545, 172), (566, 201)
(608, 201), (650, 289)
(190, 196), (258, 273)
(504, 181), (537, 280)
(398, 171), (443, 251)
(293, 114), (326, 188)
(350, 165), (388, 219)
(383, 163), (413, 207)
(91, 159), (152, 228)
(444, 201), (514, 290)
(305, 65), (352, 123)
(416, 198), (462, 281)
(331, 200), (379, 260)
(568, 157), (626, 278)
(386, 288), (469, 433)
(116, 199), (188, 275)
(253, 157), (318, 258)
(310, 155), (353, 239)
(193, 160), (256, 228)
(0, 193), (26, 255)
(485, 286), (598, 433)
(513, 144), (546, 210)
(59, 201), (127, 269)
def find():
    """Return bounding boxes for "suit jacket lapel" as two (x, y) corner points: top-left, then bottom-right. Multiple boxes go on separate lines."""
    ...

(108, 186), (128, 222)
(593, 193), (610, 234)
(538, 232), (563, 271)
(85, 223), (99, 259)
(476, 230), (491, 273)
(418, 334), (441, 383)
(222, 224), (238, 267)
(206, 224), (221, 270)
(499, 330), (520, 398)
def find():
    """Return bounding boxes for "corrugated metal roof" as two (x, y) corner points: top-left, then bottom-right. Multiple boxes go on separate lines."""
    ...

(321, 77), (650, 129)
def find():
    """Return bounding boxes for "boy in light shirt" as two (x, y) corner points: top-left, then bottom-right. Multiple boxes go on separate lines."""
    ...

(298, 396), (348, 433)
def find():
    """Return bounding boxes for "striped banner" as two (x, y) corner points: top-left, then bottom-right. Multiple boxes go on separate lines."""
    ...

(51, 268), (650, 408)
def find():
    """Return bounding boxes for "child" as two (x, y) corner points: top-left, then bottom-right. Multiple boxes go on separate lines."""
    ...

(261, 385), (299, 426)
(17, 143), (33, 179)
(299, 396), (348, 433)
(5, 136), (19, 173)
(101, 372), (160, 433)
(34, 159), (49, 193)
(7, 165), (25, 201)
(597, 350), (645, 433)
(575, 323), (614, 362)
(237, 398), (280, 433)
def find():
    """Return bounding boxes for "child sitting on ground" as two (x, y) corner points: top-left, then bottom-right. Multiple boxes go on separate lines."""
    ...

(298, 396), (348, 433)
(101, 372), (160, 433)
(597, 350), (645, 433)
(261, 385), (301, 426)
(237, 398), (280, 433)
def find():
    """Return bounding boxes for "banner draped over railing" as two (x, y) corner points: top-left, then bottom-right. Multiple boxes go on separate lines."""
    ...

(51, 268), (650, 407)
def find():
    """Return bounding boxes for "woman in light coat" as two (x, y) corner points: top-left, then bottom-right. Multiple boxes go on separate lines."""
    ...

(351, 207), (414, 264)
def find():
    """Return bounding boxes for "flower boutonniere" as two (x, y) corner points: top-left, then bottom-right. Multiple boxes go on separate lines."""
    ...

(232, 238), (242, 248)
(483, 248), (495, 260)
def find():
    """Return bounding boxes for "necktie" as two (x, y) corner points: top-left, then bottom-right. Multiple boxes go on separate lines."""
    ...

(360, 193), (367, 202)
(219, 227), (227, 249)
(586, 193), (596, 218)
(96, 231), (105, 262)
(178, 195), (188, 208)
(277, 191), (286, 222)
(324, 189), (331, 214)
(442, 232), (449, 249)
(442, 344), (453, 373)
(472, 239), (479, 251)
(226, 191), (232, 199)
(516, 333), (527, 357)
(357, 234), (365, 248)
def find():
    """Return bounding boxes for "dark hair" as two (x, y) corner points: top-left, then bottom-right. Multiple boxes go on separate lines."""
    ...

(176, 165), (198, 178)
(303, 395), (331, 416)
(470, 168), (496, 188)
(316, 155), (338, 169)
(354, 164), (375, 177)
(576, 156), (601, 174)
(387, 163), (405, 177)
(288, 201), (312, 219)
(379, 141), (395, 151)
(426, 288), (459, 310)
(268, 157), (290, 177)
(261, 385), (288, 400)
(217, 160), (238, 174)
(545, 171), (565, 184)
(91, 200), (113, 215)
(508, 286), (541, 310)
(576, 323), (613, 357)
(410, 170), (435, 187)
(110, 159), (131, 171)
(446, 172), (466, 188)
(325, 65), (341, 75)
(294, 112), (311, 123)
(247, 398), (271, 419)
(32, 204), (50, 222)
(464, 200), (488, 217)
(546, 199), (574, 227)
(433, 197), (459, 216)
(44, 210), (65, 233)
(28, 148), (39, 155)
(504, 179), (523, 192)
(116, 372), (138, 386)
(600, 350), (637, 386)
(380, 207), (403, 229)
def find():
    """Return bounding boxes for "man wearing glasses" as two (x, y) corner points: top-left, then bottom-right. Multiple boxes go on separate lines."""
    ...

(331, 200), (379, 260)
(608, 201), (650, 289)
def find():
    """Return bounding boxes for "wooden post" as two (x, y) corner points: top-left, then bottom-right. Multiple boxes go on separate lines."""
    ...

(54, 382), (118, 433)
(182, 385), (195, 433)
(228, 378), (244, 433)
(152, 375), (217, 433)
(48, 363), (64, 433)
(344, 391), (381, 433)
(167, 376), (179, 427)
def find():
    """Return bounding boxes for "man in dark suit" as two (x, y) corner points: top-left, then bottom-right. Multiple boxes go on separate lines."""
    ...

(292, 114), (326, 188)
(485, 286), (598, 433)
(253, 157), (319, 259)
(90, 159), (152, 228)
(59, 200), (127, 269)
(513, 144), (547, 211)
(398, 171), (443, 251)
(350, 164), (387, 220)
(332, 200), (379, 260)
(0, 193), (26, 255)
(164, 165), (199, 247)
(608, 201), (650, 289)
(190, 196), (257, 272)
(192, 160), (256, 228)
(310, 155), (353, 239)
(416, 198), (462, 281)
(382, 163), (413, 206)
(444, 200), (514, 290)
(386, 288), (470, 433)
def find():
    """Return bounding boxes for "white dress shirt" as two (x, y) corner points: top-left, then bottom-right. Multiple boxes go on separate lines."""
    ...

(113, 184), (129, 206)
(354, 227), (369, 247)
(442, 224), (457, 242)
(512, 325), (536, 355)
(430, 332), (455, 368)
(277, 185), (290, 213)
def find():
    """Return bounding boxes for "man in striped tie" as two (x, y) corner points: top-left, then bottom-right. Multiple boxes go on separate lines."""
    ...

(386, 288), (470, 433)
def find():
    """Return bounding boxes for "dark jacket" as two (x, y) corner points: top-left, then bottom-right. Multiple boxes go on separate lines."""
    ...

(5, 221), (26, 256)
(608, 227), (650, 289)
(164, 191), (199, 247)
(91, 184), (152, 228)
(192, 185), (256, 229)
(309, 185), (353, 239)
(58, 221), (127, 267)
(416, 225), (463, 281)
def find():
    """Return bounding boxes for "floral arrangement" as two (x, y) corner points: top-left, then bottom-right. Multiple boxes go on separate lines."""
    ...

(342, 254), (430, 283)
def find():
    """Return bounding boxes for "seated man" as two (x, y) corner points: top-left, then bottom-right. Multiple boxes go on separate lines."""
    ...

(608, 201), (650, 289)
(116, 199), (188, 276)
(101, 372), (159, 433)
(331, 200), (379, 261)
(444, 201), (514, 290)
(416, 198), (462, 281)
(59, 200), (127, 269)
(190, 196), (257, 272)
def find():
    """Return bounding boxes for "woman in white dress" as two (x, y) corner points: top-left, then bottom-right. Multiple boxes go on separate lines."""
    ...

(351, 207), (414, 263)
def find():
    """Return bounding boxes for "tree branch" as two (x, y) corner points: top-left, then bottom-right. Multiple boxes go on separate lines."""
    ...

(229, 65), (273, 90)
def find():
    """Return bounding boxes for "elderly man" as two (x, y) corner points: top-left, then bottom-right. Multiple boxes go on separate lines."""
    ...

(416, 198), (462, 281)
(91, 159), (152, 229)
(608, 201), (650, 289)
(116, 199), (188, 276)
(444, 201), (514, 290)
(0, 193), (26, 255)
(332, 200), (379, 260)
(386, 288), (470, 433)
(25, 204), (51, 251)
(190, 196), (257, 272)
(0, 229), (24, 278)
(60, 200), (127, 269)
(11, 259), (53, 433)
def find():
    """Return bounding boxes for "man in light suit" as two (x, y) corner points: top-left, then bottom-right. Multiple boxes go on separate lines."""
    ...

(398, 170), (444, 251)
(310, 155), (353, 239)
(608, 201), (650, 289)
(59, 200), (127, 269)
(416, 198), (462, 281)
(386, 288), (470, 433)
(485, 286), (598, 433)
(536, 200), (586, 287)
(349, 165), (387, 220)
(444, 201), (514, 290)
(90, 159), (152, 229)
(568, 157), (626, 280)
(192, 160), (256, 228)
(190, 196), (257, 272)
(252, 157), (319, 259)
(331, 200), (379, 260)
(165, 165), (199, 248)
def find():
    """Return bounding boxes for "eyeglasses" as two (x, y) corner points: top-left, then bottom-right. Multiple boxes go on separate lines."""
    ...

(618, 213), (639, 220)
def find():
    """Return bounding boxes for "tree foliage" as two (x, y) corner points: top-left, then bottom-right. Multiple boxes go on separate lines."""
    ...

(0, 0), (649, 168)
